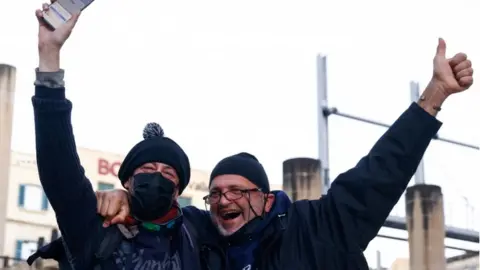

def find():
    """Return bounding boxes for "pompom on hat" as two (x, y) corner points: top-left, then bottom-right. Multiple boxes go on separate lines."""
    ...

(118, 123), (190, 194)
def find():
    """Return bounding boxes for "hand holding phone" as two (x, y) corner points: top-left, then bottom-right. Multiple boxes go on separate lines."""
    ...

(36, 2), (80, 57)
(42, 0), (93, 29)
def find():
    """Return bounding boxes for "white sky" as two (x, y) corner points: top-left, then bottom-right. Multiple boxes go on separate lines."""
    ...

(1, 0), (479, 267)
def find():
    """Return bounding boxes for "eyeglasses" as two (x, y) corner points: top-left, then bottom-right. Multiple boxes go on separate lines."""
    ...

(203, 188), (262, 205)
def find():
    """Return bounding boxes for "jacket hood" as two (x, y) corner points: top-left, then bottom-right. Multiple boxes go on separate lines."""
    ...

(224, 190), (291, 244)
(253, 190), (291, 233)
(268, 190), (292, 216)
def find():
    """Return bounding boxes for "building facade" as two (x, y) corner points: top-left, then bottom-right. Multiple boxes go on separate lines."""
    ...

(1, 148), (212, 262)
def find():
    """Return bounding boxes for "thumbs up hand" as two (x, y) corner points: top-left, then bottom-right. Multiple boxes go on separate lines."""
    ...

(417, 38), (474, 116)
(433, 38), (474, 95)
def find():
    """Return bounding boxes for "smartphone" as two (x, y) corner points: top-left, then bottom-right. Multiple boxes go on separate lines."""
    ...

(42, 0), (94, 29)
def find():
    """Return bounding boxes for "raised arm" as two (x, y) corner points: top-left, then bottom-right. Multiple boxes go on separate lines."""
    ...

(290, 38), (474, 251)
(33, 6), (102, 264)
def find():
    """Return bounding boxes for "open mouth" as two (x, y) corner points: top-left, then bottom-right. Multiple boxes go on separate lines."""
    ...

(220, 211), (242, 221)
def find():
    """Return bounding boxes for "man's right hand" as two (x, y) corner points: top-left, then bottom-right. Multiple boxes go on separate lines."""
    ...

(96, 189), (130, 227)
(36, 1), (80, 72)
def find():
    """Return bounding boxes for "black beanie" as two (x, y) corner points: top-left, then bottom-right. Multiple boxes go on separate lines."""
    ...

(209, 152), (270, 192)
(118, 123), (190, 194)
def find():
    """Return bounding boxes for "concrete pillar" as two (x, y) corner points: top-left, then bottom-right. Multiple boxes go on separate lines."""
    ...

(0, 64), (16, 255)
(406, 184), (446, 270)
(282, 158), (321, 201)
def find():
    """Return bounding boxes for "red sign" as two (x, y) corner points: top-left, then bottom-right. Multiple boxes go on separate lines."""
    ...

(98, 158), (121, 177)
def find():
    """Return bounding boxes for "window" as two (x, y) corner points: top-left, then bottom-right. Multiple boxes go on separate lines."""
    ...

(18, 184), (48, 211)
(15, 240), (37, 260)
(97, 182), (114, 191)
(178, 196), (192, 208)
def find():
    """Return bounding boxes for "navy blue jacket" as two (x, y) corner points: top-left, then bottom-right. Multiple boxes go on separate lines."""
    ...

(31, 85), (203, 270)
(191, 103), (442, 270)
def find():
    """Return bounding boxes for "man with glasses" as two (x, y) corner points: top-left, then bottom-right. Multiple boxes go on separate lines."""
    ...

(95, 38), (475, 270)
(204, 152), (274, 239)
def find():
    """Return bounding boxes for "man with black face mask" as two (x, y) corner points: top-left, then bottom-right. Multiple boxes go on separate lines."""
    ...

(26, 4), (203, 269)
(119, 122), (191, 224)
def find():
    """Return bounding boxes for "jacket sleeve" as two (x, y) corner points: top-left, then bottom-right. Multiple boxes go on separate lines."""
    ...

(289, 102), (442, 252)
(32, 76), (104, 265)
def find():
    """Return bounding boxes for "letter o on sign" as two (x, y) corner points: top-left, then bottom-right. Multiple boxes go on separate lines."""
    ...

(98, 158), (121, 177)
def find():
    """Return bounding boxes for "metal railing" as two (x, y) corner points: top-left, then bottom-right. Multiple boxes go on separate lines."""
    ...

(316, 55), (480, 243)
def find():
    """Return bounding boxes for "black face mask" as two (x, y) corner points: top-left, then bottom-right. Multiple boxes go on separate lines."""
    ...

(130, 172), (176, 222)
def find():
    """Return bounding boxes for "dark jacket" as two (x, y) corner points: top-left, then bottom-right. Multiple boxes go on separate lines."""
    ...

(195, 103), (442, 270)
(30, 84), (203, 270)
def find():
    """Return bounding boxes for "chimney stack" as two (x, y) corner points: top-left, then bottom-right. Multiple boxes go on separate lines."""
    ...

(0, 64), (16, 255)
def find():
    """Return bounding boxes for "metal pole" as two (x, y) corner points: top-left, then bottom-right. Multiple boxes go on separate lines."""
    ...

(328, 109), (479, 150)
(376, 250), (382, 270)
(410, 81), (426, 184)
(434, 137), (479, 149)
(317, 55), (330, 195)
(462, 196), (470, 229)
(376, 233), (478, 253)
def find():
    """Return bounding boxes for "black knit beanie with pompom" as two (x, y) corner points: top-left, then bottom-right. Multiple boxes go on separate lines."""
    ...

(118, 123), (190, 194)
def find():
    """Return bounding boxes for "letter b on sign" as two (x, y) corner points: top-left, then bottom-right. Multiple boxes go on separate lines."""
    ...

(98, 158), (121, 177)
